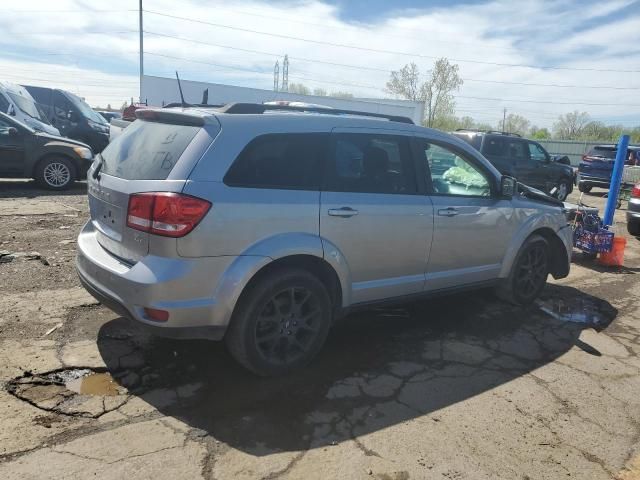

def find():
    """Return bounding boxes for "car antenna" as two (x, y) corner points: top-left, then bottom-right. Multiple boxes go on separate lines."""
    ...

(175, 71), (187, 108)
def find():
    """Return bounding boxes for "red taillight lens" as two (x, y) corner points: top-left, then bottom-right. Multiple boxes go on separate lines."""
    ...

(126, 193), (211, 237)
(632, 184), (640, 198)
(143, 307), (169, 322)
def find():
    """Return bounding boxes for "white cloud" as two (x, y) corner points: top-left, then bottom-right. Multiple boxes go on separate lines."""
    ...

(1, 0), (638, 126)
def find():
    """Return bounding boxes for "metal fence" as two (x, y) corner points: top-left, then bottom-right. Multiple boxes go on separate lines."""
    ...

(530, 140), (603, 166)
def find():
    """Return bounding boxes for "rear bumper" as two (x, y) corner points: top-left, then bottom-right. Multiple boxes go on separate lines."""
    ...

(578, 174), (610, 188)
(75, 221), (235, 340)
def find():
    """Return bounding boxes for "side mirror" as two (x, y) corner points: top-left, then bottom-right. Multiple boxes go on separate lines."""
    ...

(8, 127), (18, 136)
(501, 175), (517, 198)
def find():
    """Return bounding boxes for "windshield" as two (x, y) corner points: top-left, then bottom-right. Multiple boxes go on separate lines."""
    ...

(65, 91), (107, 124)
(7, 92), (48, 123)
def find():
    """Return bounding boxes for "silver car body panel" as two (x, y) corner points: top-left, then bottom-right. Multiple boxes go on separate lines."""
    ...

(76, 108), (572, 338)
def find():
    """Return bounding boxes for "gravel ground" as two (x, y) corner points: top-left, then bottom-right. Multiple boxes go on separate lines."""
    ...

(1, 178), (640, 480)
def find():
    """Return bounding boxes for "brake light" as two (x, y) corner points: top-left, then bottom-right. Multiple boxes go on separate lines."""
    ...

(632, 185), (640, 198)
(126, 192), (211, 237)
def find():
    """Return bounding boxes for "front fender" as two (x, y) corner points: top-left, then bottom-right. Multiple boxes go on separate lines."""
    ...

(499, 212), (567, 278)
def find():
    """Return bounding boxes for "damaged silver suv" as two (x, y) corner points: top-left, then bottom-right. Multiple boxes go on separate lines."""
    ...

(76, 104), (572, 376)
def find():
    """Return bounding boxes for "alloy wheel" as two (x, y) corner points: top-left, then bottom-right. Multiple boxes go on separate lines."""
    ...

(254, 287), (322, 365)
(514, 244), (548, 299)
(43, 162), (71, 187)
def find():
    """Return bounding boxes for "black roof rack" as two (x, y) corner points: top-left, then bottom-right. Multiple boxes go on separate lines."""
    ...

(455, 128), (521, 137)
(163, 102), (224, 109)
(213, 102), (414, 124)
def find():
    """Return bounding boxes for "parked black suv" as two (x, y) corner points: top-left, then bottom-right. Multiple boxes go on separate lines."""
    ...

(23, 86), (110, 153)
(0, 112), (93, 189)
(452, 130), (574, 201)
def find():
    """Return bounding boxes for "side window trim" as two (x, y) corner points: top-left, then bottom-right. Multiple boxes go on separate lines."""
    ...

(415, 136), (498, 198)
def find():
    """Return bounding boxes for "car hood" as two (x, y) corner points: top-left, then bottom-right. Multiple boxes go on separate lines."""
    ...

(34, 132), (91, 149)
(517, 182), (563, 207)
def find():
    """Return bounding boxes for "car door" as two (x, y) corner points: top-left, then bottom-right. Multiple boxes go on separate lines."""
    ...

(52, 91), (73, 137)
(320, 129), (434, 304)
(416, 138), (517, 291)
(508, 138), (539, 188)
(0, 117), (26, 175)
(526, 141), (554, 190)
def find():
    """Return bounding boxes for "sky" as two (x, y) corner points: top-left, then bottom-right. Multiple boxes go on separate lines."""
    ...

(1, 0), (639, 129)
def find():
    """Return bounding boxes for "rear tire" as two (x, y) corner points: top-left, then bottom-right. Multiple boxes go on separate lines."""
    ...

(578, 182), (592, 193)
(628, 220), (640, 237)
(35, 156), (75, 190)
(225, 268), (332, 376)
(496, 235), (549, 305)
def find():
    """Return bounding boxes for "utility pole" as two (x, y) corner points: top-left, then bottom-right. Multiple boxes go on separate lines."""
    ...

(502, 107), (507, 132)
(282, 55), (289, 92)
(139, 0), (144, 103)
(273, 60), (280, 92)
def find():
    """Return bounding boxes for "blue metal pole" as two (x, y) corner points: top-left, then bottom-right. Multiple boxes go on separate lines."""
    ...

(603, 134), (630, 227)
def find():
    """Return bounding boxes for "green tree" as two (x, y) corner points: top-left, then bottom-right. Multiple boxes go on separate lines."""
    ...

(330, 91), (354, 99)
(530, 126), (551, 139)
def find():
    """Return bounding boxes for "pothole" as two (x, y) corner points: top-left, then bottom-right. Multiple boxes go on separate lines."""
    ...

(6, 368), (130, 418)
(536, 295), (615, 328)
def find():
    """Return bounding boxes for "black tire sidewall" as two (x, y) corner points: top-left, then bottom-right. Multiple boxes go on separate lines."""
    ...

(36, 156), (75, 190)
(578, 182), (592, 193)
(555, 179), (570, 201)
(226, 268), (332, 376)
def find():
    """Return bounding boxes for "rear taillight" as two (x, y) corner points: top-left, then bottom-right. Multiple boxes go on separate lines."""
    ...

(126, 192), (211, 238)
(632, 185), (640, 198)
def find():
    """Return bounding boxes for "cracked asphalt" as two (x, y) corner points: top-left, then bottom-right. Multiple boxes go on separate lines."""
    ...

(1, 178), (640, 480)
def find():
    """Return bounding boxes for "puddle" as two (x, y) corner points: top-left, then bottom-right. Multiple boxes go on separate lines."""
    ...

(46, 368), (123, 396)
(536, 297), (609, 327)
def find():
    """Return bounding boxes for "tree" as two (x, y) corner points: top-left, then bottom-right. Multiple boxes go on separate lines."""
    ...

(386, 59), (463, 128)
(503, 114), (530, 136)
(330, 91), (354, 99)
(288, 83), (311, 95)
(553, 111), (590, 140)
(312, 88), (327, 96)
(530, 126), (551, 139)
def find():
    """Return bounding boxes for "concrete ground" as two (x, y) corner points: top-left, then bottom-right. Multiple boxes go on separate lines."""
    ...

(1, 179), (639, 480)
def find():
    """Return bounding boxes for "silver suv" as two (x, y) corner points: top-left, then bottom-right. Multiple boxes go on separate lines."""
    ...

(76, 104), (572, 376)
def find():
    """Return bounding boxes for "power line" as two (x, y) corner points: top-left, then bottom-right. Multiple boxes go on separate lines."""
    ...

(143, 9), (640, 73)
(143, 30), (640, 90)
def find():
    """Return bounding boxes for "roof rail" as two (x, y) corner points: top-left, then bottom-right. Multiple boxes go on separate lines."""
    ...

(214, 102), (414, 124)
(454, 128), (521, 137)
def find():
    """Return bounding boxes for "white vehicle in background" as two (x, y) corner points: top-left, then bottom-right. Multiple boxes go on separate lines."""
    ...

(0, 81), (60, 136)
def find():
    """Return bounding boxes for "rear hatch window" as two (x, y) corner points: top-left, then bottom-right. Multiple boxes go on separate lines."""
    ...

(586, 147), (616, 160)
(101, 120), (200, 180)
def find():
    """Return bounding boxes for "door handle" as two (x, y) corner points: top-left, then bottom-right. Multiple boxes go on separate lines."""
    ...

(328, 207), (359, 217)
(437, 207), (459, 217)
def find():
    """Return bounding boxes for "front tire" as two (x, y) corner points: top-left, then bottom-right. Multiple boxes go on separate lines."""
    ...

(578, 182), (592, 193)
(555, 179), (571, 201)
(496, 235), (549, 305)
(225, 268), (332, 376)
(628, 220), (640, 237)
(35, 156), (75, 190)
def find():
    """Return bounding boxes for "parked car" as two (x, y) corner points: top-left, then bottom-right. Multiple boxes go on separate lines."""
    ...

(578, 145), (640, 193)
(97, 111), (121, 123)
(627, 184), (640, 236)
(0, 81), (60, 136)
(23, 86), (110, 153)
(76, 104), (572, 376)
(0, 112), (93, 189)
(451, 130), (574, 201)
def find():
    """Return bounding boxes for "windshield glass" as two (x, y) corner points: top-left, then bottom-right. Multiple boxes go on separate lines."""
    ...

(7, 92), (48, 123)
(588, 147), (616, 159)
(65, 92), (107, 124)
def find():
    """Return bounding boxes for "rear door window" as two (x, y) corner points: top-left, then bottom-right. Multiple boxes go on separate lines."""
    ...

(506, 139), (528, 163)
(483, 137), (506, 156)
(101, 120), (200, 180)
(224, 133), (327, 190)
(325, 133), (416, 195)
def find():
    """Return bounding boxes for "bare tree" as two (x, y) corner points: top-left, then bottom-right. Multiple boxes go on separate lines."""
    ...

(330, 91), (354, 99)
(312, 87), (327, 96)
(386, 59), (463, 128)
(553, 111), (590, 140)
(503, 114), (530, 136)
(288, 83), (311, 95)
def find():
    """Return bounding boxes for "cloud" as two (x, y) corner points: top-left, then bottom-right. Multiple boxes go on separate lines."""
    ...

(1, 0), (638, 126)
